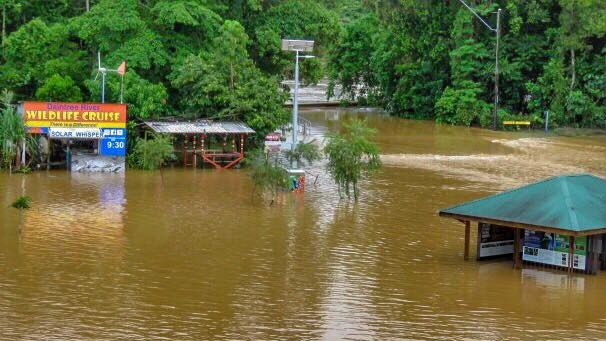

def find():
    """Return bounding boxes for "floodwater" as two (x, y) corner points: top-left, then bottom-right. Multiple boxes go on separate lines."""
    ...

(2, 108), (606, 340)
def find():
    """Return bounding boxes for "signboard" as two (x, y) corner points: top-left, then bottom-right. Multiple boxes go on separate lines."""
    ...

(99, 128), (127, 156)
(22, 101), (127, 157)
(477, 223), (514, 258)
(49, 127), (101, 139)
(281, 39), (314, 52)
(22, 101), (127, 129)
(522, 230), (587, 270)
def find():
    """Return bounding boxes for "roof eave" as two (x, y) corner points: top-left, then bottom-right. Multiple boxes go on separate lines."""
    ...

(438, 211), (606, 237)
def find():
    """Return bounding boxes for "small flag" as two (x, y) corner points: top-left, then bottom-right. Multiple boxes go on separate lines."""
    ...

(117, 61), (126, 76)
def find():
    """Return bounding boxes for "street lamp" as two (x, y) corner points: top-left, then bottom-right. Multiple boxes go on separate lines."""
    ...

(281, 39), (315, 166)
(457, 0), (502, 131)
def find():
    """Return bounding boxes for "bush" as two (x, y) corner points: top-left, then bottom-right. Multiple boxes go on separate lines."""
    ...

(324, 119), (381, 200)
(435, 83), (492, 127)
(131, 133), (175, 170)
(11, 195), (32, 209)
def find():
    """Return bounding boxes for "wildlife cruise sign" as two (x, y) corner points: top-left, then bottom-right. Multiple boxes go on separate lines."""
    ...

(21, 101), (127, 156)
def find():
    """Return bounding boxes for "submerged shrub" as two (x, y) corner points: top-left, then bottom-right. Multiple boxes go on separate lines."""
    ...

(11, 195), (32, 210)
(131, 133), (175, 170)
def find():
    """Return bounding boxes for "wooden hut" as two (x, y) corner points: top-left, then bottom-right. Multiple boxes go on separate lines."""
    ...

(143, 120), (255, 169)
(439, 174), (606, 274)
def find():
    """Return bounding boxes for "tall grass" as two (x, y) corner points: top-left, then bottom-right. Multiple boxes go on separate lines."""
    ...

(0, 90), (31, 173)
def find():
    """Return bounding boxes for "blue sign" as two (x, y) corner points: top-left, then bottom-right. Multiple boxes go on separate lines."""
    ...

(100, 129), (127, 156)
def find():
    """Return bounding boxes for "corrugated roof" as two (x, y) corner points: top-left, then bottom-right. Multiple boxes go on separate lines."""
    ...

(439, 174), (606, 233)
(143, 120), (255, 134)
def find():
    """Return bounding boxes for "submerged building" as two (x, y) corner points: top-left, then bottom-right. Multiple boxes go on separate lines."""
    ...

(19, 101), (127, 172)
(439, 174), (606, 274)
(142, 120), (255, 169)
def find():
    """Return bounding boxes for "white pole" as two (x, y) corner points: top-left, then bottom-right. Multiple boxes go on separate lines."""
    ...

(292, 50), (299, 167)
(101, 71), (106, 103)
(120, 74), (124, 104)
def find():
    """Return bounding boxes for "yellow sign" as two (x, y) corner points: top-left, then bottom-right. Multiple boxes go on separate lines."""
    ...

(23, 101), (127, 129)
(503, 121), (531, 126)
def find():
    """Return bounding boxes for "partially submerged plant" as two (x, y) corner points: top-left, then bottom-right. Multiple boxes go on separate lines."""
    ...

(324, 119), (381, 200)
(11, 195), (32, 210)
(13, 166), (32, 174)
(249, 149), (288, 205)
(131, 133), (175, 170)
(285, 141), (321, 167)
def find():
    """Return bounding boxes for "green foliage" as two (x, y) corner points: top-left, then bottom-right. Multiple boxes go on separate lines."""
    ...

(0, 90), (30, 172)
(71, 0), (167, 70)
(13, 166), (32, 174)
(324, 119), (381, 200)
(435, 82), (492, 127)
(249, 150), (289, 199)
(328, 14), (383, 100)
(11, 195), (31, 210)
(285, 141), (321, 166)
(0, 0), (337, 138)
(35, 74), (82, 102)
(252, 0), (340, 83)
(0, 18), (87, 94)
(170, 20), (289, 138)
(131, 133), (175, 170)
(327, 0), (606, 128)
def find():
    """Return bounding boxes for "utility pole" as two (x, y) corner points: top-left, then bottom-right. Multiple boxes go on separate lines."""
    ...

(281, 39), (315, 168)
(494, 8), (501, 131)
(457, 0), (502, 131)
(293, 50), (299, 153)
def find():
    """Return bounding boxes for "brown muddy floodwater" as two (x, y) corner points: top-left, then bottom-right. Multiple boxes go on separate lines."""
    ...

(2, 108), (606, 340)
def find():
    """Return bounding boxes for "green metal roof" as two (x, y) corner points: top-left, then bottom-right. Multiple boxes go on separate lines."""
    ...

(439, 174), (606, 233)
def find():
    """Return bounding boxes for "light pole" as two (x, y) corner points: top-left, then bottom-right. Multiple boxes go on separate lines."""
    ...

(456, 0), (502, 131)
(281, 39), (314, 167)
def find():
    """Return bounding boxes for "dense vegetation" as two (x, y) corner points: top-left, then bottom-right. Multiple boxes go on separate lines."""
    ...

(0, 0), (343, 138)
(1, 1), (605, 130)
(329, 1), (606, 128)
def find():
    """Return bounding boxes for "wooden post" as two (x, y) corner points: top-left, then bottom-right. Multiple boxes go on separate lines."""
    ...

(201, 134), (205, 163)
(47, 137), (52, 170)
(569, 235), (575, 273)
(193, 134), (197, 168)
(464, 221), (470, 261)
(513, 228), (521, 269)
(183, 135), (188, 167)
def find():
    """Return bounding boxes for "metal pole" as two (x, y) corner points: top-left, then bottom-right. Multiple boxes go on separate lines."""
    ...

(292, 50), (299, 167)
(120, 74), (124, 104)
(545, 111), (549, 134)
(493, 8), (501, 131)
(101, 71), (106, 103)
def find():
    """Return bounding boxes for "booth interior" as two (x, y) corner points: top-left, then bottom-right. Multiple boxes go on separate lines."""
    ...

(439, 174), (606, 275)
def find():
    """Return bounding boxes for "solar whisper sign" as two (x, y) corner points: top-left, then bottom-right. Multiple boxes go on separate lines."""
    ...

(22, 101), (127, 156)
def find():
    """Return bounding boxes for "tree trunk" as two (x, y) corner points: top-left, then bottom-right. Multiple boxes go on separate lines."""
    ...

(85, 0), (90, 12)
(230, 63), (234, 91)
(570, 49), (576, 90)
(2, 3), (6, 52)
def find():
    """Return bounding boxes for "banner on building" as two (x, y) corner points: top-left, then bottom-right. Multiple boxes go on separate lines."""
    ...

(522, 230), (587, 270)
(22, 101), (127, 157)
(22, 101), (127, 129)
